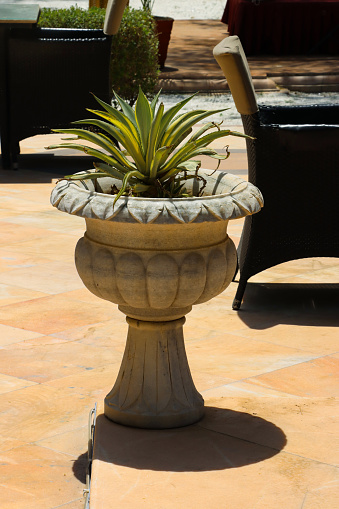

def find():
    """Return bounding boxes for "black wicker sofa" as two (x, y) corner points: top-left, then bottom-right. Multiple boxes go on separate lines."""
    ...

(214, 36), (339, 310)
(5, 27), (112, 169)
(0, 0), (128, 169)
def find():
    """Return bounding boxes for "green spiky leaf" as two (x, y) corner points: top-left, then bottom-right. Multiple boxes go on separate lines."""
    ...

(47, 89), (250, 205)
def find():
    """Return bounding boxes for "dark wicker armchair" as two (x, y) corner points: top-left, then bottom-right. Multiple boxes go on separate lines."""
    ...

(1, 0), (128, 169)
(214, 36), (339, 310)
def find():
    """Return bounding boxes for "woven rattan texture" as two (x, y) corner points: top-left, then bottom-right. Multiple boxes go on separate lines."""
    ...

(234, 105), (339, 307)
(6, 28), (112, 164)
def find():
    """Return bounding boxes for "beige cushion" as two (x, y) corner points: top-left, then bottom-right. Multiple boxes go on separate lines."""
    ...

(213, 36), (258, 115)
(104, 0), (128, 35)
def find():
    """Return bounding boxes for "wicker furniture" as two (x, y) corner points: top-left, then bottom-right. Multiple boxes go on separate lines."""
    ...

(0, 0), (128, 169)
(0, 4), (40, 169)
(6, 28), (112, 169)
(214, 36), (339, 309)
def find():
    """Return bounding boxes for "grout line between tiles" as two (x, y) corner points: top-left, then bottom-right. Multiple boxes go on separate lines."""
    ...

(195, 423), (339, 468)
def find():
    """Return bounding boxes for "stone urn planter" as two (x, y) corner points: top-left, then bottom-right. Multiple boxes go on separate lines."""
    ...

(51, 168), (263, 429)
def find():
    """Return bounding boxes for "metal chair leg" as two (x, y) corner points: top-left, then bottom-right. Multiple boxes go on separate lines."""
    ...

(232, 275), (248, 310)
(0, 138), (12, 169)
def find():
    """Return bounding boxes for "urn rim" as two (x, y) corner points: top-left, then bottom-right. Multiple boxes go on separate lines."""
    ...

(51, 169), (263, 224)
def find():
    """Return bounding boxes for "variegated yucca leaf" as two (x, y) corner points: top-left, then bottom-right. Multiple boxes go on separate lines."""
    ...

(46, 88), (251, 203)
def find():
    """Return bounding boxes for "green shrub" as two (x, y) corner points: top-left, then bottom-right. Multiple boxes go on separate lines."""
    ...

(38, 5), (105, 29)
(38, 6), (159, 105)
(110, 8), (159, 106)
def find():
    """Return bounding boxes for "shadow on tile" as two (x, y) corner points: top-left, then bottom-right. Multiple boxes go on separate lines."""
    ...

(237, 283), (339, 329)
(72, 451), (88, 485)
(90, 407), (286, 472)
(0, 155), (94, 184)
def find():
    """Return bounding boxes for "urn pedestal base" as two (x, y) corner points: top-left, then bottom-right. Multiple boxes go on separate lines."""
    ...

(104, 317), (204, 429)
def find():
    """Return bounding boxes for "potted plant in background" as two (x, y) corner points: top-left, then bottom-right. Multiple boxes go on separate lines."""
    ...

(109, 5), (159, 105)
(89, 0), (109, 7)
(141, 0), (174, 69)
(49, 89), (263, 429)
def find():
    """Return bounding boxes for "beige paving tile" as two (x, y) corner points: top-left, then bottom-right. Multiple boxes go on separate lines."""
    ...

(20, 132), (97, 155)
(61, 287), (116, 305)
(0, 335), (122, 383)
(199, 152), (248, 173)
(51, 317), (127, 349)
(192, 371), (234, 393)
(0, 261), (83, 294)
(0, 208), (21, 220)
(274, 276), (339, 287)
(186, 333), (318, 381)
(46, 364), (120, 400)
(0, 187), (53, 205)
(56, 288), (120, 318)
(186, 287), (283, 332)
(186, 305), (245, 334)
(0, 181), (53, 193)
(52, 500), (84, 509)
(249, 261), (339, 283)
(203, 380), (296, 398)
(228, 222), (246, 236)
(0, 444), (84, 509)
(249, 271), (298, 283)
(90, 412), (338, 509)
(36, 425), (88, 457)
(248, 356), (339, 397)
(0, 247), (50, 273)
(2, 437), (27, 452)
(0, 282), (48, 306)
(258, 257), (339, 276)
(229, 322), (339, 355)
(0, 294), (114, 334)
(0, 220), (56, 247)
(184, 324), (249, 392)
(211, 127), (246, 149)
(184, 323), (229, 343)
(11, 335), (68, 347)
(297, 265), (339, 283)
(20, 133), (70, 150)
(0, 384), (94, 443)
(0, 373), (37, 395)
(4, 232), (80, 262)
(0, 323), (43, 346)
(0, 195), (52, 213)
(200, 396), (338, 465)
(0, 208), (83, 234)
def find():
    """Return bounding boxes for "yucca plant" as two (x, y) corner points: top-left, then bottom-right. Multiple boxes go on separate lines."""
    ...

(47, 89), (248, 202)
(141, 0), (156, 12)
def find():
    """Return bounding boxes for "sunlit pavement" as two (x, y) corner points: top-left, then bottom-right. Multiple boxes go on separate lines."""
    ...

(0, 15), (338, 509)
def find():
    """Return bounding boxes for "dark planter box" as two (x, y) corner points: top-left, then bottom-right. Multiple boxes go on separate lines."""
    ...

(4, 27), (112, 167)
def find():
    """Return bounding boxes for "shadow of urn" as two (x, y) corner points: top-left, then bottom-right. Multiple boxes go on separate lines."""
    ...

(84, 407), (286, 473)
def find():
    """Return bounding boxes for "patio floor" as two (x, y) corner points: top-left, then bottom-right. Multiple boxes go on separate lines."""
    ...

(0, 18), (338, 509)
(159, 20), (339, 92)
(0, 129), (338, 508)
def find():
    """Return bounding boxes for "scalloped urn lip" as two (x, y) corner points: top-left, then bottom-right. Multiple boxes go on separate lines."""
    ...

(51, 169), (263, 225)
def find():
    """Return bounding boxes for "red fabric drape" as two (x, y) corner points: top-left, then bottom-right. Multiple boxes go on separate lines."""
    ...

(221, 0), (339, 55)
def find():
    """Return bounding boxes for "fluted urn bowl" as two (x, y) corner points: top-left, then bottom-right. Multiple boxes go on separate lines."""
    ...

(51, 169), (263, 428)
